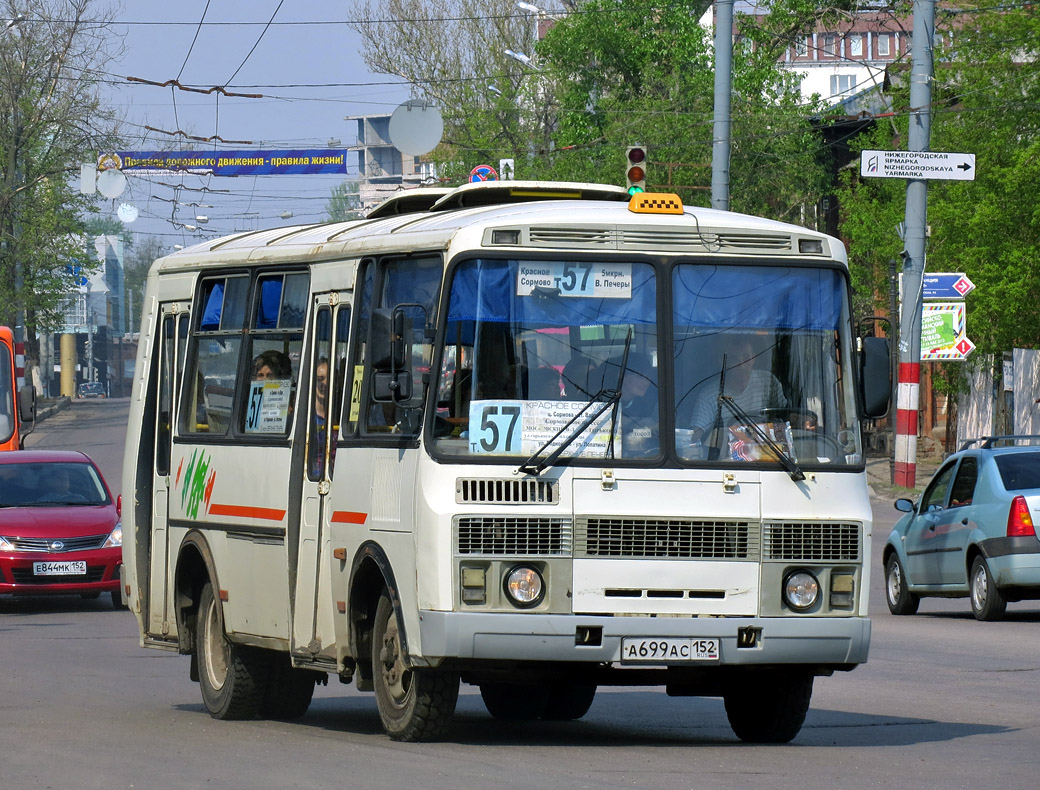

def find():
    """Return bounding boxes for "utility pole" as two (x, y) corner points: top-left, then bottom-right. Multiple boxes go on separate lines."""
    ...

(894, 0), (936, 488)
(711, 0), (733, 211)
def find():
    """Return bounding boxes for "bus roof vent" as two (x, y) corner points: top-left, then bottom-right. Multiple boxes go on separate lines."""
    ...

(528, 227), (616, 248)
(716, 233), (792, 251)
(456, 477), (559, 505)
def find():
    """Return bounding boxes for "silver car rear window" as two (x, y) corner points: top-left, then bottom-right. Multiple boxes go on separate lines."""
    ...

(995, 453), (1040, 491)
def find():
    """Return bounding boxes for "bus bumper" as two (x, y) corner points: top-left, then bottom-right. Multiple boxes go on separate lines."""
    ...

(415, 611), (870, 667)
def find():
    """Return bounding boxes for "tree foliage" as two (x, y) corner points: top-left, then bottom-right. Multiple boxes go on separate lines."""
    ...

(0, 0), (121, 369)
(349, 1), (832, 218)
(325, 180), (363, 222)
(838, 4), (1040, 354)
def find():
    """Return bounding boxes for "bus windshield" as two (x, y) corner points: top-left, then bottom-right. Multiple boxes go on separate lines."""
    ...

(432, 258), (861, 467)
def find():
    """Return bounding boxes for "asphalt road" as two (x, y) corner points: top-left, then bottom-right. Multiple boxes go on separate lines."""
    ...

(4, 399), (1039, 790)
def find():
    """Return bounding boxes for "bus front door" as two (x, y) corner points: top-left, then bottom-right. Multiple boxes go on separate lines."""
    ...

(290, 294), (351, 664)
(148, 304), (189, 638)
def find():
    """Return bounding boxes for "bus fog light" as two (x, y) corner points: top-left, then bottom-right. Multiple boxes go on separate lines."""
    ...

(783, 571), (819, 611)
(461, 566), (487, 604)
(504, 565), (544, 608)
(830, 573), (855, 607)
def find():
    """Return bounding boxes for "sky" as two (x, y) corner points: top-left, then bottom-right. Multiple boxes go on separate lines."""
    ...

(102, 1), (412, 251)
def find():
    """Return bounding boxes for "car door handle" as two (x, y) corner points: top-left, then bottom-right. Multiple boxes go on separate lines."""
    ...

(961, 518), (969, 525)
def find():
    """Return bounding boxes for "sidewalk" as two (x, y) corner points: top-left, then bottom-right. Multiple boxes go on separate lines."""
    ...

(866, 451), (942, 501)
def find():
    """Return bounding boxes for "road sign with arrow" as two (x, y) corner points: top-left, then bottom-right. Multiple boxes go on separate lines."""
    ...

(861, 150), (976, 181)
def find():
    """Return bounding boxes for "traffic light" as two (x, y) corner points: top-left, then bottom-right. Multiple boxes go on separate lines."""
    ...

(625, 146), (647, 194)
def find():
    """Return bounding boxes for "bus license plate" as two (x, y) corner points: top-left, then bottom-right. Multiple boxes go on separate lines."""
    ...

(621, 637), (720, 663)
(33, 561), (87, 576)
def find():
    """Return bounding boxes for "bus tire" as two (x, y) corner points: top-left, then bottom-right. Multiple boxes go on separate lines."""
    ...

(541, 682), (596, 721)
(723, 670), (813, 743)
(196, 581), (269, 720)
(480, 683), (549, 720)
(372, 590), (459, 741)
(261, 654), (318, 721)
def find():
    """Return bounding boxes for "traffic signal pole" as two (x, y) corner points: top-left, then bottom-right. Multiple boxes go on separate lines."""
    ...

(711, 0), (733, 211)
(894, 0), (936, 488)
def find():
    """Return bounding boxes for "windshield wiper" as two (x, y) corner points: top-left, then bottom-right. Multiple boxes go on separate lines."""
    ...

(517, 387), (620, 476)
(719, 395), (805, 482)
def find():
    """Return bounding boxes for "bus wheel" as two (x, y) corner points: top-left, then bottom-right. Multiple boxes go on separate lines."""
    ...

(723, 670), (813, 743)
(261, 654), (318, 721)
(542, 682), (596, 721)
(196, 582), (269, 720)
(480, 683), (549, 720)
(372, 590), (459, 741)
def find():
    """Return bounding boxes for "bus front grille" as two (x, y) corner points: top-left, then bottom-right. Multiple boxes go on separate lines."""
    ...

(763, 522), (861, 561)
(576, 517), (756, 560)
(455, 516), (572, 556)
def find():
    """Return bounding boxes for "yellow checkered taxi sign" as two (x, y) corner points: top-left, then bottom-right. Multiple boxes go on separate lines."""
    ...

(627, 192), (684, 214)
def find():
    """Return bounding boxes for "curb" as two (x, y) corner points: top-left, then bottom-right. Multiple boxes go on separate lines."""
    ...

(34, 396), (72, 423)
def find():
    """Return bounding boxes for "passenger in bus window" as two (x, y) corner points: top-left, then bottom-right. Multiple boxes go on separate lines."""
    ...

(561, 355), (601, 400)
(252, 349), (292, 381)
(309, 357), (329, 478)
(688, 336), (787, 441)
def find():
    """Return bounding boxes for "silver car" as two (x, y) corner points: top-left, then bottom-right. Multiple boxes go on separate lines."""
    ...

(883, 436), (1040, 620)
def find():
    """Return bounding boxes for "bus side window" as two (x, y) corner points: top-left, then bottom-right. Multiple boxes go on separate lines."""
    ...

(182, 276), (249, 436)
(359, 256), (442, 438)
(240, 272), (308, 437)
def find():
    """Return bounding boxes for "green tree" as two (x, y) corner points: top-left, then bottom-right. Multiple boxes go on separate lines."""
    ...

(350, 1), (832, 219)
(325, 180), (363, 222)
(838, 4), (1040, 355)
(0, 0), (121, 379)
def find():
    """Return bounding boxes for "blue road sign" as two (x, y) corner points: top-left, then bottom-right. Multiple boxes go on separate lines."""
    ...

(922, 272), (975, 300)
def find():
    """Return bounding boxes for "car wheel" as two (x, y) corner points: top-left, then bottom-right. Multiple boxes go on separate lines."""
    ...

(541, 682), (597, 721)
(111, 590), (128, 610)
(480, 683), (550, 720)
(80, 591), (101, 600)
(196, 582), (269, 719)
(724, 670), (813, 743)
(372, 590), (459, 741)
(885, 554), (920, 615)
(970, 556), (1007, 621)
(260, 653), (318, 720)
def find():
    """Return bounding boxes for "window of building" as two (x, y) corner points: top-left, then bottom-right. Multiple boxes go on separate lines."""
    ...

(823, 33), (837, 57)
(795, 35), (808, 57)
(878, 33), (891, 57)
(849, 33), (863, 57)
(830, 74), (856, 97)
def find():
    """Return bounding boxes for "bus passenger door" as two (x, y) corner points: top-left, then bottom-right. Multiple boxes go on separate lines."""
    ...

(148, 304), (189, 637)
(291, 294), (350, 663)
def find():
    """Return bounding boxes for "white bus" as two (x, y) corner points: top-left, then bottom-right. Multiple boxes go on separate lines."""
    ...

(122, 182), (890, 743)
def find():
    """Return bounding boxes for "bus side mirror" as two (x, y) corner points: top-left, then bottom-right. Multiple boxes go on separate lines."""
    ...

(859, 336), (890, 419)
(370, 308), (406, 371)
(18, 384), (35, 423)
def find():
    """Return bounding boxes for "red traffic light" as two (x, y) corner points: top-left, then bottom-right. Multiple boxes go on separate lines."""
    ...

(625, 146), (647, 193)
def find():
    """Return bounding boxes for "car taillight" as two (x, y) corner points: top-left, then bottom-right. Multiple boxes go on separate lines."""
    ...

(1006, 495), (1036, 537)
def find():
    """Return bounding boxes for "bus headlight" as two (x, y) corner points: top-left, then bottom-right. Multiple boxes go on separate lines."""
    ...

(783, 570), (819, 611)
(503, 565), (544, 608)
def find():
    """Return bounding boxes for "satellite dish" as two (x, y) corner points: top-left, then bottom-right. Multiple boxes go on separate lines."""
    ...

(96, 168), (127, 199)
(117, 202), (138, 223)
(389, 99), (443, 156)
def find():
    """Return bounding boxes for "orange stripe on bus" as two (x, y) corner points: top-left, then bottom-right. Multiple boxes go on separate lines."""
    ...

(208, 503), (287, 521)
(330, 511), (368, 524)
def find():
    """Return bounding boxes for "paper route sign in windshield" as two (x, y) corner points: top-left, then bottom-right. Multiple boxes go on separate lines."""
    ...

(468, 399), (618, 456)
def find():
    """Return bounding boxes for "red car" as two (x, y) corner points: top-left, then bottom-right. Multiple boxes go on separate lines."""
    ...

(0, 450), (124, 608)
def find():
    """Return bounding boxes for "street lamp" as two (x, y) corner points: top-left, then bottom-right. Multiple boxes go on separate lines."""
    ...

(504, 48), (534, 67)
